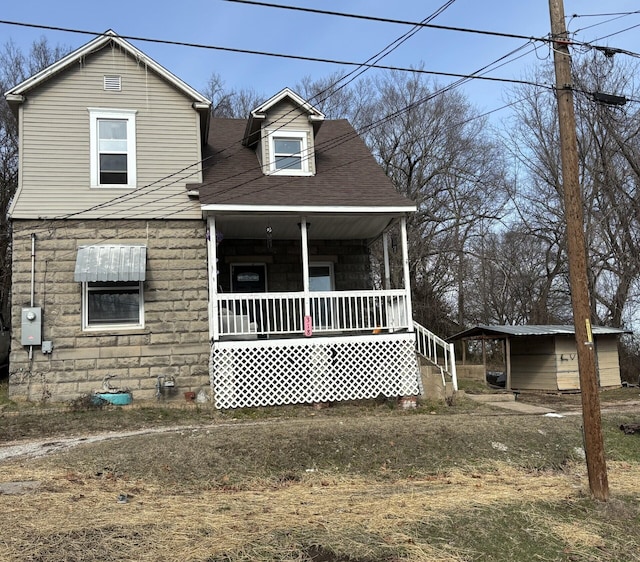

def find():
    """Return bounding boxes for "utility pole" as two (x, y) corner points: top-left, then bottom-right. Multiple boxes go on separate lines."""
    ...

(548, 0), (609, 501)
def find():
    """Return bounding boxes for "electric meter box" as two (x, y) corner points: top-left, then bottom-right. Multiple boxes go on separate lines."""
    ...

(21, 307), (42, 346)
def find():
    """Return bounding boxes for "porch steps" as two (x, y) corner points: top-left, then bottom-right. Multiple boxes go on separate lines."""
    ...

(413, 321), (458, 391)
(419, 362), (455, 401)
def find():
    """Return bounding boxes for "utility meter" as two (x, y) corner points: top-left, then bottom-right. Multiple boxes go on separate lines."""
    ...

(21, 307), (42, 346)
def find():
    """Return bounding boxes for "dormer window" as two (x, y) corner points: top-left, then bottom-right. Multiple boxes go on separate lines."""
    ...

(274, 137), (302, 171)
(267, 130), (311, 176)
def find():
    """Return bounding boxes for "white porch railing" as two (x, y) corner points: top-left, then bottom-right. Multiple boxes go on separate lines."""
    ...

(413, 321), (458, 391)
(216, 289), (409, 338)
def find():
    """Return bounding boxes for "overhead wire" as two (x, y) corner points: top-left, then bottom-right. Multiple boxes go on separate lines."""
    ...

(568, 10), (640, 35)
(223, 0), (553, 44)
(0, 19), (552, 86)
(87, 41), (548, 221)
(19, 1), (467, 249)
(30, 45), (553, 229)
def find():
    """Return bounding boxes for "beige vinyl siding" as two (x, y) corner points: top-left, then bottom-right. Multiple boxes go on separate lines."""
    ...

(510, 334), (621, 391)
(554, 336), (580, 390)
(510, 336), (560, 390)
(12, 44), (203, 220)
(261, 100), (316, 175)
(596, 336), (622, 387)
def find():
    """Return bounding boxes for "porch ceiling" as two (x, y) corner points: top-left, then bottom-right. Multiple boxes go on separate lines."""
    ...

(211, 213), (397, 240)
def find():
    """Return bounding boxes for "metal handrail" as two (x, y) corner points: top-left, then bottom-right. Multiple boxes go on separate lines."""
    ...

(413, 321), (458, 391)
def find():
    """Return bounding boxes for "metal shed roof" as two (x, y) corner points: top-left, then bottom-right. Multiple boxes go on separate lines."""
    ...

(448, 324), (631, 341)
(74, 245), (147, 282)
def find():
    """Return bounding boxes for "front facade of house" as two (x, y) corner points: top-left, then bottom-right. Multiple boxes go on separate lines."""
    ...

(6, 32), (454, 406)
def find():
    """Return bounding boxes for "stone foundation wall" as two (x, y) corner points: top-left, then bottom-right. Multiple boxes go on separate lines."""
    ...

(9, 219), (210, 402)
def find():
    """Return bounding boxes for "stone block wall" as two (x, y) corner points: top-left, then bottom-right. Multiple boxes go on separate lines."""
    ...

(9, 219), (211, 402)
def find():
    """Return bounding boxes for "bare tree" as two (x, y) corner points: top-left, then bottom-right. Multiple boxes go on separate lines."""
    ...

(505, 54), (640, 330)
(201, 72), (263, 118)
(358, 71), (510, 332)
(466, 226), (571, 325)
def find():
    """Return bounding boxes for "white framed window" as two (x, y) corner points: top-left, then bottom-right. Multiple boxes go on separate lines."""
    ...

(82, 281), (144, 331)
(266, 130), (312, 175)
(88, 108), (137, 187)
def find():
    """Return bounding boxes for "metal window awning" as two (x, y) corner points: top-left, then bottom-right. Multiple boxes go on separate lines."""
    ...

(74, 245), (147, 282)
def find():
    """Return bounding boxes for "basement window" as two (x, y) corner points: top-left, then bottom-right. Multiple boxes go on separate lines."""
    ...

(82, 282), (144, 330)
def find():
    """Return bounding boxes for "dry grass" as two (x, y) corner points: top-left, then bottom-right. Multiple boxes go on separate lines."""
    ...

(1, 461), (639, 561)
(1, 403), (640, 561)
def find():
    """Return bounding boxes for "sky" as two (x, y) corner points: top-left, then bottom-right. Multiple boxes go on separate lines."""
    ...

(2, 1), (640, 121)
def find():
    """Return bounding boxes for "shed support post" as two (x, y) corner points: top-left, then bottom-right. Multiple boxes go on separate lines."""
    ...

(505, 337), (512, 391)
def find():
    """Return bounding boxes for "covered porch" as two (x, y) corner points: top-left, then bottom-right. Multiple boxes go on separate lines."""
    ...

(205, 209), (422, 408)
(207, 211), (414, 341)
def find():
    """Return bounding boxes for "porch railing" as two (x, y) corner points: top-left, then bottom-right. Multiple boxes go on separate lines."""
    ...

(413, 321), (458, 391)
(216, 289), (409, 338)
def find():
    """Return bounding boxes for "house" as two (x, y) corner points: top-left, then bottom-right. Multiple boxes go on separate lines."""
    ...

(449, 324), (629, 392)
(4, 30), (456, 406)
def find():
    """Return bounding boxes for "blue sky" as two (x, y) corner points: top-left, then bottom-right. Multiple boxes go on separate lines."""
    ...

(2, 1), (640, 118)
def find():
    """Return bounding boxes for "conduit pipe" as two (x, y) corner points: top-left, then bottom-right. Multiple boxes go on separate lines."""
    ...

(29, 233), (36, 360)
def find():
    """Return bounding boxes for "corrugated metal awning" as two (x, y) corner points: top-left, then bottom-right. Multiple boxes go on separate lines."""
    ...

(74, 245), (147, 282)
(448, 324), (632, 342)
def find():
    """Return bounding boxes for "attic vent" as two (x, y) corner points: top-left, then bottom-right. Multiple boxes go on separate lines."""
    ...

(103, 75), (122, 91)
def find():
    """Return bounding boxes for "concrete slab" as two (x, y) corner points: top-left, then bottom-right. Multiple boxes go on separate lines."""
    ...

(483, 401), (557, 414)
(466, 393), (515, 403)
(465, 393), (557, 413)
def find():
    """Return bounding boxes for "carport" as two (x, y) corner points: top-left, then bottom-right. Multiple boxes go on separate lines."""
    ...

(448, 325), (629, 392)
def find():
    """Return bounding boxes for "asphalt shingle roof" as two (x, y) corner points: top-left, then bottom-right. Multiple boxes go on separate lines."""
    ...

(196, 118), (415, 209)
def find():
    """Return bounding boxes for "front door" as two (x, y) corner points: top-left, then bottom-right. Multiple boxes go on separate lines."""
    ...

(231, 264), (267, 329)
(310, 263), (334, 330)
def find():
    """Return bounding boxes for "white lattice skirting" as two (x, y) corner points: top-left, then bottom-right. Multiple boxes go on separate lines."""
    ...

(210, 334), (420, 409)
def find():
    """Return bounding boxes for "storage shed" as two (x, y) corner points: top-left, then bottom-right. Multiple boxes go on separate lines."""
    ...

(448, 325), (630, 392)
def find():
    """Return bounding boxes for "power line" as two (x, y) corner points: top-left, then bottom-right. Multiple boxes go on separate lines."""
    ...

(568, 10), (640, 18)
(3, 17), (555, 237)
(41, 46), (554, 222)
(223, 2), (640, 65)
(224, 0), (553, 44)
(0, 19), (547, 88)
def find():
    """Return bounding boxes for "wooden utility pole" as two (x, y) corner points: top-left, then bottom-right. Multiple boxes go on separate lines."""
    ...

(548, 0), (609, 501)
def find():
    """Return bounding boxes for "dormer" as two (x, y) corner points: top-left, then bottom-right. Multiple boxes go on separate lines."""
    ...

(242, 88), (325, 176)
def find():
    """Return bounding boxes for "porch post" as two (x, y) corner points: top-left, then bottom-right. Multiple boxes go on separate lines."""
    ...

(300, 217), (311, 318)
(400, 216), (414, 331)
(382, 230), (391, 290)
(207, 215), (219, 341)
